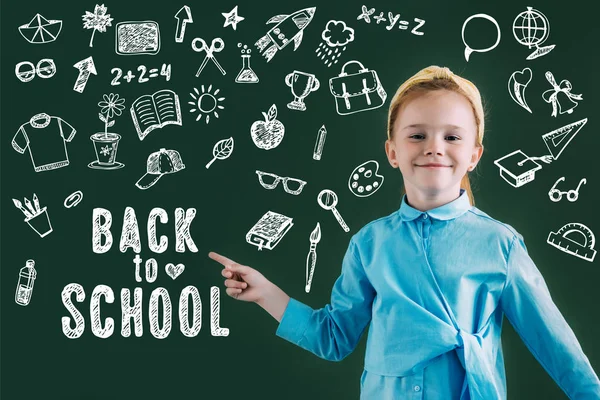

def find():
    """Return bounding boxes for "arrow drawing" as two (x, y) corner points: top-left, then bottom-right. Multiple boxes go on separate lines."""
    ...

(73, 56), (97, 93)
(175, 6), (193, 43)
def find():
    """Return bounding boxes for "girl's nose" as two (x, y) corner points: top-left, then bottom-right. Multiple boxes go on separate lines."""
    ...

(424, 138), (444, 156)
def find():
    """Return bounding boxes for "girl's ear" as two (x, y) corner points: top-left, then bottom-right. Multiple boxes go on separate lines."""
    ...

(385, 139), (398, 167)
(469, 144), (484, 170)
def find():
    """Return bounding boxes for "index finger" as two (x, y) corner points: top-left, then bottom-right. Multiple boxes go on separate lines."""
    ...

(208, 251), (238, 268)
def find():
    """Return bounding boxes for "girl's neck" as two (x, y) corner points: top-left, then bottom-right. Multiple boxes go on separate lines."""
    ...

(404, 186), (462, 212)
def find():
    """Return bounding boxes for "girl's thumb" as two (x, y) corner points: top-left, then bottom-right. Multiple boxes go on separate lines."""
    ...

(226, 264), (248, 274)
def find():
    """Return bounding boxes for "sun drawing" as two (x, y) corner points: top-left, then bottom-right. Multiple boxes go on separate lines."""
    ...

(188, 85), (225, 124)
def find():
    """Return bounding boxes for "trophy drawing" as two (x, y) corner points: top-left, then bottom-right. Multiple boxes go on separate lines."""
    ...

(285, 70), (320, 111)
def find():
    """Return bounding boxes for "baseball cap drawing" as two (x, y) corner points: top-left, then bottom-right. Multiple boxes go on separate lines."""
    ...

(136, 148), (185, 189)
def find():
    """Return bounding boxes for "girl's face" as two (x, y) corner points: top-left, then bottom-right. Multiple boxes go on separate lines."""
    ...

(385, 89), (483, 202)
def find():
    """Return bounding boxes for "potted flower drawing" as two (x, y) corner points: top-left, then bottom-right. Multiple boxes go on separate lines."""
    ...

(88, 93), (126, 170)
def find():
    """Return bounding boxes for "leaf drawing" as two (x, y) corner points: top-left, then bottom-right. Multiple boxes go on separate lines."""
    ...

(98, 113), (107, 123)
(267, 104), (277, 121)
(206, 137), (234, 169)
(82, 4), (114, 48)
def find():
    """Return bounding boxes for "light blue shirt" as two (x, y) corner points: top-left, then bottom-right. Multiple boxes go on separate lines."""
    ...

(276, 189), (600, 399)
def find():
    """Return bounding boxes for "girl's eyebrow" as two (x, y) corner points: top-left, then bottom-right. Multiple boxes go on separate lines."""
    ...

(401, 123), (464, 131)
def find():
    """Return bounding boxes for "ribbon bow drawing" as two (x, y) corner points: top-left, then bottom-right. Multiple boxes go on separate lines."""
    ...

(542, 71), (583, 117)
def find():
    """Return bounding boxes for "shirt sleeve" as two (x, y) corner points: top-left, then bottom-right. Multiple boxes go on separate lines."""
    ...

(12, 126), (29, 154)
(500, 234), (600, 398)
(58, 118), (76, 142)
(275, 237), (376, 362)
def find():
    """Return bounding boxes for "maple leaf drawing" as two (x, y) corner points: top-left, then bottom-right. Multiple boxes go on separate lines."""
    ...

(82, 4), (114, 48)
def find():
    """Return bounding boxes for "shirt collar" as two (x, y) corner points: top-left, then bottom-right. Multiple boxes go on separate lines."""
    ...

(399, 189), (471, 221)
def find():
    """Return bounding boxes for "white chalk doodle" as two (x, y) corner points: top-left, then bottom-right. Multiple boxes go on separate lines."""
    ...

(250, 104), (285, 149)
(255, 7), (316, 62)
(174, 6), (193, 43)
(136, 148), (186, 190)
(13, 194), (53, 238)
(64, 191), (84, 208)
(305, 222), (321, 293)
(89, 93), (126, 170)
(111, 64), (171, 85)
(508, 67), (533, 113)
(73, 56), (97, 93)
(188, 85), (225, 124)
(494, 149), (545, 188)
(19, 13), (62, 44)
(235, 43), (259, 83)
(348, 160), (384, 197)
(329, 60), (387, 115)
(82, 4), (113, 47)
(315, 20), (355, 67)
(134, 256), (158, 282)
(255, 170), (307, 195)
(547, 222), (596, 262)
(131, 89), (182, 141)
(285, 71), (319, 111)
(246, 211), (294, 251)
(313, 124), (327, 160)
(192, 37), (226, 76)
(317, 189), (350, 232)
(12, 113), (76, 172)
(15, 260), (37, 306)
(222, 6), (244, 31)
(116, 21), (160, 55)
(15, 59), (56, 82)
(462, 13), (501, 62)
(548, 177), (586, 202)
(356, 6), (425, 35)
(357, 6), (375, 23)
(513, 7), (555, 60)
(542, 71), (582, 117)
(210, 286), (229, 336)
(166, 263), (185, 280)
(494, 118), (587, 188)
(205, 137), (234, 169)
(541, 118), (587, 161)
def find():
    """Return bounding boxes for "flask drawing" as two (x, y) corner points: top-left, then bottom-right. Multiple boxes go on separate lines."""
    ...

(235, 43), (259, 84)
(15, 259), (37, 306)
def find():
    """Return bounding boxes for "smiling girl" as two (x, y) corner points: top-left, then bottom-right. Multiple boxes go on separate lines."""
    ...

(209, 66), (600, 399)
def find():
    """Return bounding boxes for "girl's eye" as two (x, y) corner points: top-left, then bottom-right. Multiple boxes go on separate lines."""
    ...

(446, 135), (461, 141)
(409, 134), (425, 140)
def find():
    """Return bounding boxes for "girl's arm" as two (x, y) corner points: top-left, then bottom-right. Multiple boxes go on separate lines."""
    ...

(274, 237), (376, 362)
(499, 234), (600, 398)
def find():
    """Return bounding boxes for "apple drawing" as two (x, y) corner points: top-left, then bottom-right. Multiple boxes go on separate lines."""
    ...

(250, 104), (285, 150)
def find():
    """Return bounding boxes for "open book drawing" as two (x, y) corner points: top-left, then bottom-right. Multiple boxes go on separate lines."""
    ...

(130, 89), (182, 140)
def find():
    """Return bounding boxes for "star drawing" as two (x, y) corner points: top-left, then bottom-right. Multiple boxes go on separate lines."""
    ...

(222, 6), (244, 31)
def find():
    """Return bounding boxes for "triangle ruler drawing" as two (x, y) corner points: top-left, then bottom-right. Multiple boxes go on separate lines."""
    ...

(542, 118), (587, 160)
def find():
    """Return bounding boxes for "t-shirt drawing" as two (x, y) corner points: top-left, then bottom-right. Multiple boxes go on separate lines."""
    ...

(12, 113), (76, 172)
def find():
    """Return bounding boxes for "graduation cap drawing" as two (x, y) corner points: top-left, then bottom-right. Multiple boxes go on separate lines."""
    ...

(19, 14), (62, 44)
(494, 150), (542, 188)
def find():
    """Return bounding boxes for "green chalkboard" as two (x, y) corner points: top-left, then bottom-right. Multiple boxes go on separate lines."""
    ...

(2, 0), (598, 399)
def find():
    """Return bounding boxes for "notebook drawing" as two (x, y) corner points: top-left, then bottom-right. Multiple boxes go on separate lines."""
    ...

(130, 89), (182, 140)
(246, 211), (294, 251)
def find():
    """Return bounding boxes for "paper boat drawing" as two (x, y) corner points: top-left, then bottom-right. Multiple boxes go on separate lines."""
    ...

(19, 14), (62, 44)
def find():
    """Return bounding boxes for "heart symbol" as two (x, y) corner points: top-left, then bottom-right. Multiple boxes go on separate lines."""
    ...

(512, 67), (532, 86)
(166, 263), (185, 280)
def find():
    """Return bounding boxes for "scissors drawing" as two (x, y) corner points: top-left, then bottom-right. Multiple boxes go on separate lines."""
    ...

(192, 37), (226, 77)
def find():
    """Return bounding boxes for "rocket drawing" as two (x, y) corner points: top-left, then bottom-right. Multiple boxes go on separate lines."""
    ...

(255, 7), (316, 62)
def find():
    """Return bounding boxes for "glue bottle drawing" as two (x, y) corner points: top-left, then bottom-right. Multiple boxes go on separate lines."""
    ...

(15, 259), (37, 306)
(235, 43), (259, 84)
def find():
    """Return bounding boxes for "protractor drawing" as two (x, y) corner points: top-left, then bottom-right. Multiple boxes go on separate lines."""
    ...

(542, 118), (587, 160)
(547, 222), (596, 262)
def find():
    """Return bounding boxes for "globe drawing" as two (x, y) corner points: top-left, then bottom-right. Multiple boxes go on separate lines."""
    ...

(512, 7), (555, 59)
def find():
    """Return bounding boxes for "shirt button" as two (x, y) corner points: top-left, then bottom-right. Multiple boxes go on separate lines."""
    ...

(414, 385), (421, 392)
(422, 214), (428, 219)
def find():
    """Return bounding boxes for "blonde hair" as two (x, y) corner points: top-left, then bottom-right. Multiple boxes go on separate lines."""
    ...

(387, 66), (485, 206)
